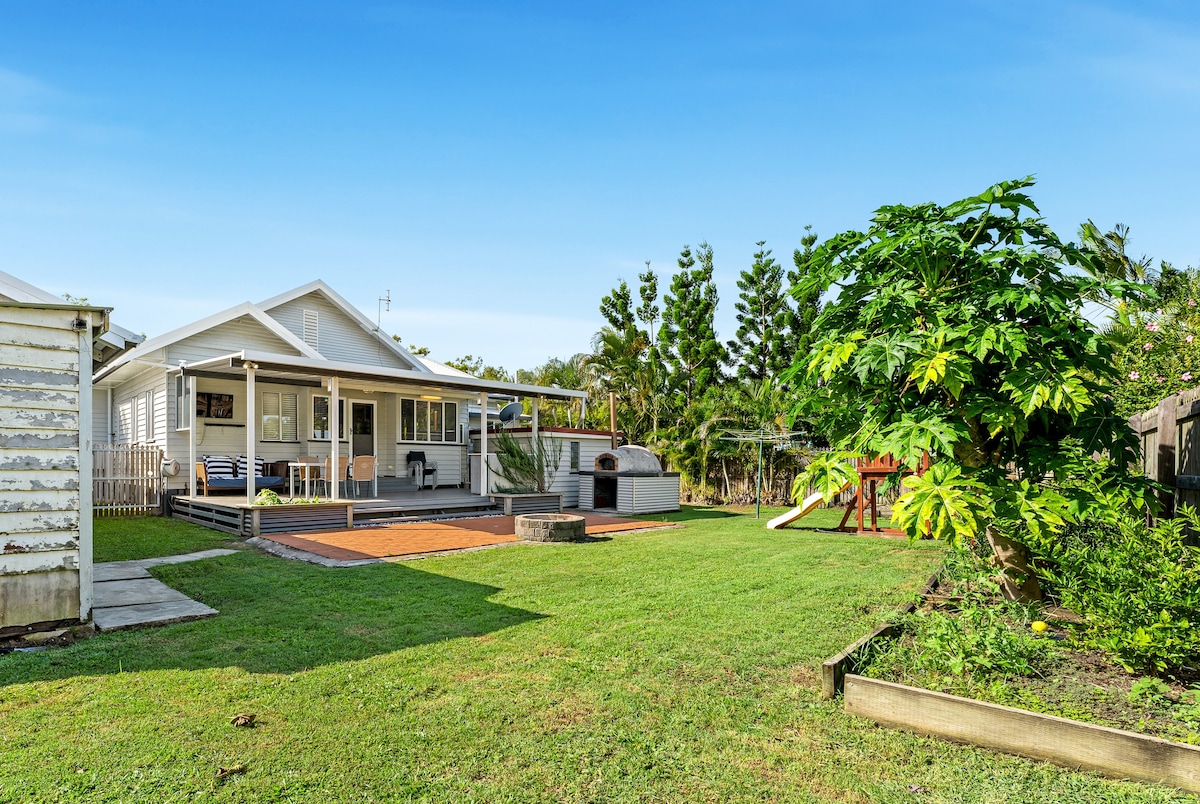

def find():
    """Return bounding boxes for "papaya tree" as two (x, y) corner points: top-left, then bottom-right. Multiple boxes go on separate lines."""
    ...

(788, 177), (1146, 601)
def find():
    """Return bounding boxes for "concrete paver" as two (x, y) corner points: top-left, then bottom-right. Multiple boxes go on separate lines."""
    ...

(91, 549), (237, 632)
(93, 600), (219, 631)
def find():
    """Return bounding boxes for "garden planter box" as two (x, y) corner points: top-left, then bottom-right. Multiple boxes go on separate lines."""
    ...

(489, 493), (563, 516)
(844, 674), (1200, 794)
(172, 497), (354, 537)
(822, 573), (1200, 794)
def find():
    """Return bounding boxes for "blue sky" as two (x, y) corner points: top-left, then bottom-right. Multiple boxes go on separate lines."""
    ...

(2, 1), (1198, 370)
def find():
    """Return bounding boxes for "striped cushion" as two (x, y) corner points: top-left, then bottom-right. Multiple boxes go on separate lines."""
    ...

(204, 455), (236, 479)
(236, 455), (266, 478)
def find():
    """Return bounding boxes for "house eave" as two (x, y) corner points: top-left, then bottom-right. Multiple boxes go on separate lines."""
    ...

(181, 350), (588, 401)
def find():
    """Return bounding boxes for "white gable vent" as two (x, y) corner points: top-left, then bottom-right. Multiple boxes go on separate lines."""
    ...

(302, 309), (319, 349)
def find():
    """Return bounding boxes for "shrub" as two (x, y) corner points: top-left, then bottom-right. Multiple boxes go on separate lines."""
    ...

(1032, 507), (1200, 675)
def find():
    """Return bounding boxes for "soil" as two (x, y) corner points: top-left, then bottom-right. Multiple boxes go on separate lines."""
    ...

(861, 596), (1200, 746)
(0, 624), (92, 654)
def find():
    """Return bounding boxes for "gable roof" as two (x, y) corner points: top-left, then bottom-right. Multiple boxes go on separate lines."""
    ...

(257, 280), (430, 373)
(0, 270), (142, 367)
(416, 355), (475, 378)
(94, 301), (322, 383)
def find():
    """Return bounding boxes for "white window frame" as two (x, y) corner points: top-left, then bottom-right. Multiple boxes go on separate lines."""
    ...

(143, 390), (154, 443)
(398, 397), (459, 444)
(311, 394), (346, 441)
(262, 391), (299, 443)
(569, 441), (580, 472)
(174, 373), (190, 432)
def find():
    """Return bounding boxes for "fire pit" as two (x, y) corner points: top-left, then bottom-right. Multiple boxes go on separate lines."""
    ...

(515, 513), (586, 542)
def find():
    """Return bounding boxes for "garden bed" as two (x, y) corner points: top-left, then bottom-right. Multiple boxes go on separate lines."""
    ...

(826, 551), (1200, 794)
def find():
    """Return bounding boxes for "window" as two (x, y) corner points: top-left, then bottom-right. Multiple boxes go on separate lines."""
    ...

(262, 392), (299, 441)
(312, 395), (345, 440)
(143, 391), (154, 442)
(569, 441), (580, 472)
(399, 398), (458, 442)
(174, 374), (190, 431)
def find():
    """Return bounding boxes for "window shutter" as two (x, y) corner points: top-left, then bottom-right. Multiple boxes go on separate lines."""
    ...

(282, 393), (298, 441)
(262, 392), (281, 441)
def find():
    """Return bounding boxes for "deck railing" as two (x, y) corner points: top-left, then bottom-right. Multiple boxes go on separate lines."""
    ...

(93, 444), (164, 517)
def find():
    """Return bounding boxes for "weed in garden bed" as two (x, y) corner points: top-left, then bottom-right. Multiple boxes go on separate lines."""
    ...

(859, 547), (1200, 746)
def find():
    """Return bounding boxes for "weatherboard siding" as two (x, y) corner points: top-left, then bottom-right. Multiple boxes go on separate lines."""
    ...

(0, 305), (93, 627)
(165, 314), (306, 365)
(267, 292), (413, 369)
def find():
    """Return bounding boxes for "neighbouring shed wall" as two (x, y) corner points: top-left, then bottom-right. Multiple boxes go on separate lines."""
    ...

(0, 305), (92, 627)
(507, 432), (609, 507)
(266, 292), (414, 370)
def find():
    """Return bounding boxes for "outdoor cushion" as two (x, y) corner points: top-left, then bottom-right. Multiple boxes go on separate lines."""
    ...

(205, 476), (285, 491)
(237, 455), (266, 478)
(204, 455), (236, 478)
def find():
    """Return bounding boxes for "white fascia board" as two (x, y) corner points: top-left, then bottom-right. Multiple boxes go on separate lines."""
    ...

(257, 279), (431, 373)
(185, 350), (588, 401)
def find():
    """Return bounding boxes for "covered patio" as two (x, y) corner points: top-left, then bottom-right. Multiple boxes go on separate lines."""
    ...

(172, 349), (589, 532)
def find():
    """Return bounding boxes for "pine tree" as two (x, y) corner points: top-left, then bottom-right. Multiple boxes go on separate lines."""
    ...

(728, 241), (789, 381)
(599, 280), (635, 332)
(659, 242), (726, 400)
(783, 225), (822, 362)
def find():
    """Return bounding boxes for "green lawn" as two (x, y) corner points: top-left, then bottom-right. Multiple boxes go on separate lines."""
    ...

(1, 508), (1187, 803)
(93, 516), (238, 563)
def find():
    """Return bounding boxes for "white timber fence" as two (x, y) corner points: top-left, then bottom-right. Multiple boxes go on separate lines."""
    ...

(93, 444), (163, 517)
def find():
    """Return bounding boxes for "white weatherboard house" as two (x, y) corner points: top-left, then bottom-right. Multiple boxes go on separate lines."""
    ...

(91, 280), (589, 514)
(0, 272), (134, 630)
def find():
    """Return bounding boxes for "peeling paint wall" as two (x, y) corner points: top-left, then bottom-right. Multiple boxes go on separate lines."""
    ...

(0, 305), (92, 627)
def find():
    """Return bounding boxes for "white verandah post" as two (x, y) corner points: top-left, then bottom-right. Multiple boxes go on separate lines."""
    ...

(329, 376), (340, 501)
(246, 363), (256, 506)
(479, 392), (488, 495)
(187, 374), (197, 497)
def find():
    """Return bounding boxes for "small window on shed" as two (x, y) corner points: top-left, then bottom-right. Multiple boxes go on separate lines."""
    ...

(570, 441), (580, 472)
(303, 309), (319, 349)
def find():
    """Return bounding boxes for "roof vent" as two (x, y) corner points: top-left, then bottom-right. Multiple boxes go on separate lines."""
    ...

(302, 309), (319, 349)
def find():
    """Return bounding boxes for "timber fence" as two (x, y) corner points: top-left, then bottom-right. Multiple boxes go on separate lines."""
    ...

(93, 444), (163, 517)
(1129, 385), (1200, 518)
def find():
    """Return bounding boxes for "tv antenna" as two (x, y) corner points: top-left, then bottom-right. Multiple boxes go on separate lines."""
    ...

(377, 290), (391, 329)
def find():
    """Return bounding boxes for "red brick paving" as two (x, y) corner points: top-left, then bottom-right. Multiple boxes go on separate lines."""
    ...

(259, 513), (667, 561)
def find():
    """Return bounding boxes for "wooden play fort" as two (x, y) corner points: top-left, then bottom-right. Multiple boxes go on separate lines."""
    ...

(768, 453), (929, 535)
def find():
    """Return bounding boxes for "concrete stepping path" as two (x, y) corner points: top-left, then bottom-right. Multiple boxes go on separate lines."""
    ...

(92, 549), (237, 632)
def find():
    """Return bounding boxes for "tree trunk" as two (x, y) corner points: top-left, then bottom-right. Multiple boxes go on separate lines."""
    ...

(985, 526), (1041, 603)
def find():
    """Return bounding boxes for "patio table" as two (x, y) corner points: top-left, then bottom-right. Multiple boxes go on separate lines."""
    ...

(288, 461), (319, 498)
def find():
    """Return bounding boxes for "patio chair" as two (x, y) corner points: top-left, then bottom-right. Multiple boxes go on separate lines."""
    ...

(406, 450), (438, 491)
(350, 455), (377, 498)
(318, 455), (350, 498)
(294, 455), (320, 496)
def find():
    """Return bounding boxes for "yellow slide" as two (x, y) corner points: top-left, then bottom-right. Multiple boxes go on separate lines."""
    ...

(766, 482), (852, 530)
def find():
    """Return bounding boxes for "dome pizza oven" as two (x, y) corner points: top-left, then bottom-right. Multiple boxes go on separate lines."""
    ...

(580, 445), (679, 515)
(594, 445), (663, 475)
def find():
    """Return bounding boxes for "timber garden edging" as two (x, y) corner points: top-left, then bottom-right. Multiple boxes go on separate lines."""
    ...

(821, 573), (1200, 794)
